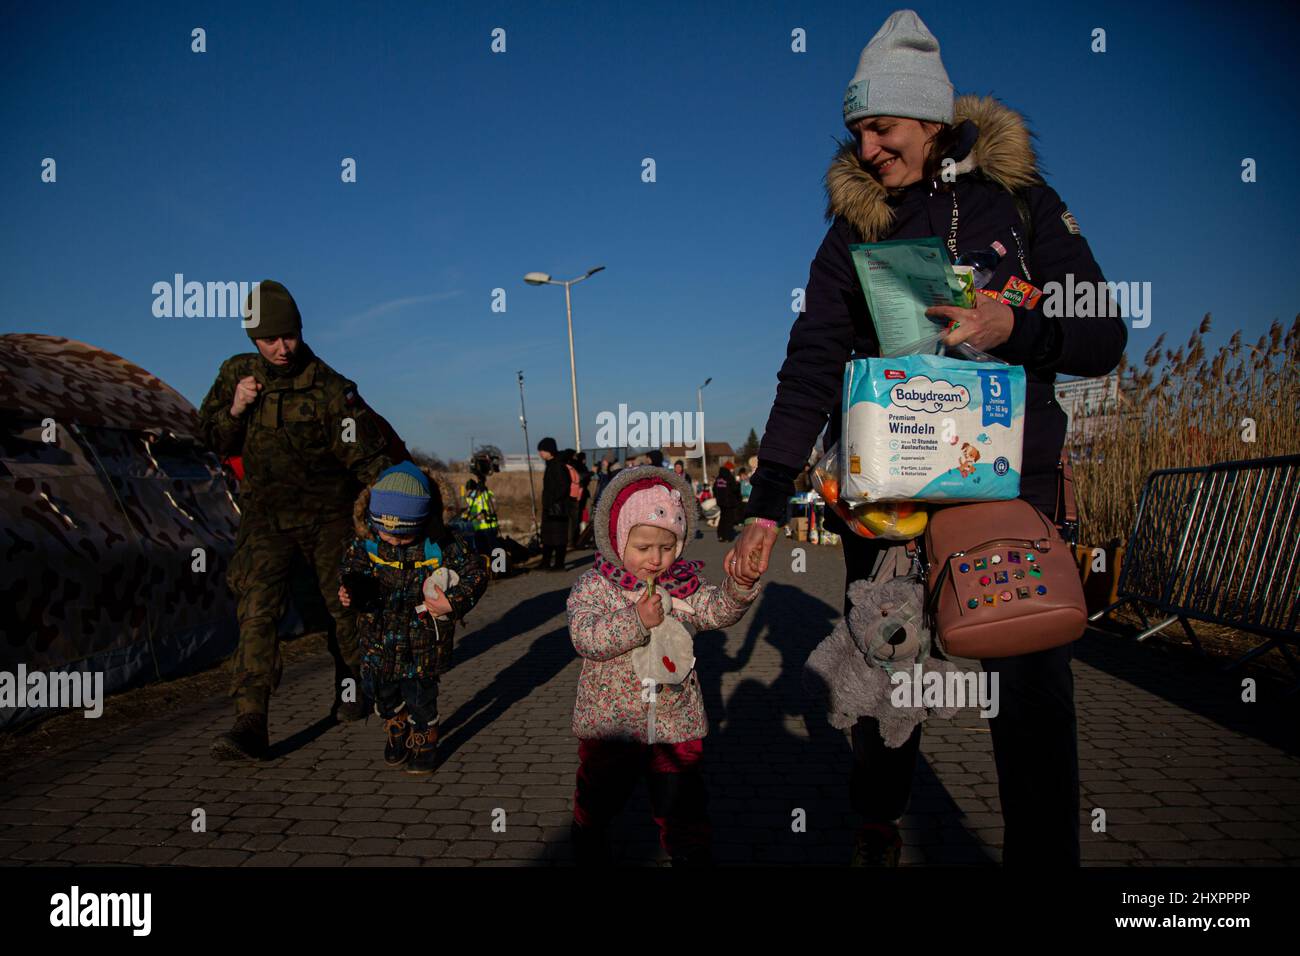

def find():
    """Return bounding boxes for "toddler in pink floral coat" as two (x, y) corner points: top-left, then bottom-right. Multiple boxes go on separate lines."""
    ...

(567, 465), (762, 865)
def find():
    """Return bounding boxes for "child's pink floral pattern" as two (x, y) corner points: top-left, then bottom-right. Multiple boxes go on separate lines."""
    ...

(567, 569), (759, 743)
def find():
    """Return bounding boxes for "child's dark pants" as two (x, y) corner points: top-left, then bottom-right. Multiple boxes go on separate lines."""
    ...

(371, 676), (440, 727)
(572, 738), (710, 863)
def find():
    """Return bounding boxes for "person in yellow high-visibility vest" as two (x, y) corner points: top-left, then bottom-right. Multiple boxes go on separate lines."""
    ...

(462, 478), (499, 559)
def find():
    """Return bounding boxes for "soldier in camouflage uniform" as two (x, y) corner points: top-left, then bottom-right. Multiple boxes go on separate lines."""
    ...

(198, 280), (396, 760)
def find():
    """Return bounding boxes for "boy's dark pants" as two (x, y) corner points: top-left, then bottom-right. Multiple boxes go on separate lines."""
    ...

(371, 676), (440, 727)
(843, 530), (1081, 866)
(572, 738), (710, 862)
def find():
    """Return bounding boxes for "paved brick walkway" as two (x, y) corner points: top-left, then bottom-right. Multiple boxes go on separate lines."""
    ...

(2, 536), (1298, 866)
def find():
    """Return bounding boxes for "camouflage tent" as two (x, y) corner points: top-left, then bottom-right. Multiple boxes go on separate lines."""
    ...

(0, 334), (240, 728)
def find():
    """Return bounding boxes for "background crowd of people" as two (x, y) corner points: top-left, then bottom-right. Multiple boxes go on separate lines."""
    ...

(534, 439), (755, 570)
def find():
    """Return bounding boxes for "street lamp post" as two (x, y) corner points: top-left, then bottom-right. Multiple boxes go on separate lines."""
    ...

(698, 377), (712, 490)
(523, 266), (605, 454)
(517, 370), (539, 538)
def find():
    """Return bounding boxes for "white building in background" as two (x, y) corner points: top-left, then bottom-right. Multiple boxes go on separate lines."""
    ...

(500, 454), (535, 473)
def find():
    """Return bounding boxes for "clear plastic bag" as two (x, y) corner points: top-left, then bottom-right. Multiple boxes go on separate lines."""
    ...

(885, 326), (1010, 365)
(811, 443), (929, 541)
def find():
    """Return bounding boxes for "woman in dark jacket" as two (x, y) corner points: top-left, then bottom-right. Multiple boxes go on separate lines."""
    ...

(538, 437), (570, 571)
(725, 10), (1126, 867)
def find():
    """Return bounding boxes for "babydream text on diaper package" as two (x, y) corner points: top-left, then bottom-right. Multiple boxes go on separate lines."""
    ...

(841, 353), (1025, 503)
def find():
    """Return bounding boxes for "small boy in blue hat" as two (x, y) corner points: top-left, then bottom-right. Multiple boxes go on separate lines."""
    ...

(338, 461), (488, 773)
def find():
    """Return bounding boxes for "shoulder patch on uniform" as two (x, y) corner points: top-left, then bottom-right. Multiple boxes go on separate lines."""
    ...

(1061, 210), (1081, 235)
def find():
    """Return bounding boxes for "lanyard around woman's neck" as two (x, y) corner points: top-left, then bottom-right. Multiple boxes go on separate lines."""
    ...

(945, 190), (959, 259)
(924, 177), (960, 258)
(934, 182), (1033, 282)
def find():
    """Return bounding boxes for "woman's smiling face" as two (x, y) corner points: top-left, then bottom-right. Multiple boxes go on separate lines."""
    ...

(852, 115), (942, 188)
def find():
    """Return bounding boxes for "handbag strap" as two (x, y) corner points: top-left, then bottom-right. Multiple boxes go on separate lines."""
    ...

(1054, 452), (1077, 524)
(1054, 452), (1079, 545)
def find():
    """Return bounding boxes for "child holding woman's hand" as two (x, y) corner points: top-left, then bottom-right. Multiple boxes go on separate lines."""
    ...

(565, 465), (763, 865)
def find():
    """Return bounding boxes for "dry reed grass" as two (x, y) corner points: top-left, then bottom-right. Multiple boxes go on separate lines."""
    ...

(1068, 315), (1300, 546)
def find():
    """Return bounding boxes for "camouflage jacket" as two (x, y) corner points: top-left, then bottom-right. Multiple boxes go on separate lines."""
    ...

(197, 346), (394, 529)
(340, 526), (489, 681)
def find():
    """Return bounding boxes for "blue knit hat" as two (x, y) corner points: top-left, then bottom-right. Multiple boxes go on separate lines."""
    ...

(368, 461), (431, 536)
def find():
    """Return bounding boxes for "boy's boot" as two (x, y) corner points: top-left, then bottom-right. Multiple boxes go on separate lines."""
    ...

(404, 721), (440, 775)
(211, 712), (269, 762)
(381, 708), (412, 767)
(851, 822), (902, 867)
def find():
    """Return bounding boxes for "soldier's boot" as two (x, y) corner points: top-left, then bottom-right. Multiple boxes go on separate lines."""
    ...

(211, 713), (269, 762)
(335, 668), (367, 722)
(337, 697), (368, 722)
(404, 721), (440, 775)
(382, 709), (412, 768)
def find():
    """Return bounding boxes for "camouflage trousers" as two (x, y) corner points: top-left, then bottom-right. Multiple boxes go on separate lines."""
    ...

(226, 511), (359, 716)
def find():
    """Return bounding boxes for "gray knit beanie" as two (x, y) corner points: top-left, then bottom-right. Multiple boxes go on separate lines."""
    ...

(842, 9), (953, 128)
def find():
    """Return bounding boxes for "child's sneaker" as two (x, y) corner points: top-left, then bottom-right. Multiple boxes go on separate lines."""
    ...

(851, 822), (902, 867)
(404, 722), (440, 775)
(382, 712), (411, 767)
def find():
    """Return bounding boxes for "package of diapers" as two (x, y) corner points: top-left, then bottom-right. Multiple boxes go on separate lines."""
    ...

(841, 353), (1025, 503)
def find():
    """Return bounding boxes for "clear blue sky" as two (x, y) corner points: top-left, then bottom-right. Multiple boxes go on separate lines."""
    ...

(4, 0), (1297, 462)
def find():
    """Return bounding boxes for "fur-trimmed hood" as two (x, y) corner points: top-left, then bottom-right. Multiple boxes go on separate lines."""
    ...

(825, 95), (1043, 241)
(592, 465), (697, 567)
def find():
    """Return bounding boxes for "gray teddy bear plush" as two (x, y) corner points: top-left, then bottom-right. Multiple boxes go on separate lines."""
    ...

(804, 574), (963, 748)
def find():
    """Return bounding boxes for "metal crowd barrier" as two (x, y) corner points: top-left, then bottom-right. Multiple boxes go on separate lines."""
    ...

(1090, 454), (1300, 687)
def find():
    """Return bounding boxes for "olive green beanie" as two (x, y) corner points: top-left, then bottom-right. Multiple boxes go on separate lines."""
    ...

(243, 279), (303, 340)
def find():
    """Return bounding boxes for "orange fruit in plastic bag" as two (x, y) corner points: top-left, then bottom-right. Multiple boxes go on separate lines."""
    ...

(820, 477), (839, 505)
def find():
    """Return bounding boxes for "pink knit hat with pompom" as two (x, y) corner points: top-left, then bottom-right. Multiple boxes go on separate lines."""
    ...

(611, 479), (687, 563)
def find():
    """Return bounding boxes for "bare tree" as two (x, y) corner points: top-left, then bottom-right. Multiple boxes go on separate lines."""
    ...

(408, 446), (449, 472)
